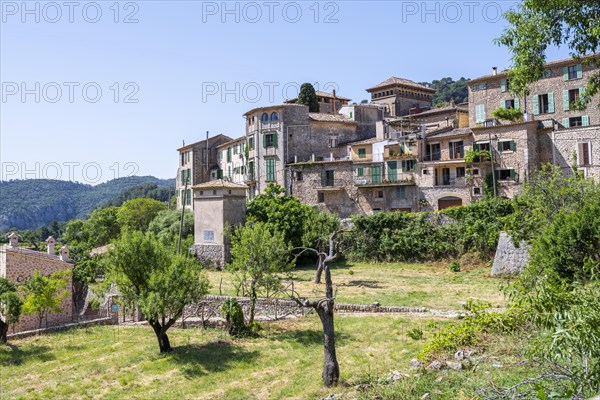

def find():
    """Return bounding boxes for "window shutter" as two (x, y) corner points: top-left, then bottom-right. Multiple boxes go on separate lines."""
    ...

(563, 90), (570, 111)
(532, 95), (539, 115)
(500, 79), (507, 92)
(582, 115), (590, 126)
(402, 161), (407, 172)
(273, 133), (278, 148)
(579, 87), (585, 100)
(548, 92), (555, 113)
(576, 64), (583, 79)
(510, 140), (516, 151)
(449, 142), (454, 159)
(411, 160), (417, 170)
(473, 143), (480, 151)
(262, 134), (266, 148)
(514, 98), (520, 110)
(500, 99), (505, 108)
(562, 117), (570, 128)
(563, 67), (569, 81)
(578, 143), (585, 166)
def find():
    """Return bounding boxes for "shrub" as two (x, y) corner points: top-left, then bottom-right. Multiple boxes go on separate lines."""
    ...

(221, 298), (249, 337)
(407, 327), (424, 341)
(449, 261), (461, 272)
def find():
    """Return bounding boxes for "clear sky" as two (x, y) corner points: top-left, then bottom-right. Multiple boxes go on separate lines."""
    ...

(0, 0), (569, 184)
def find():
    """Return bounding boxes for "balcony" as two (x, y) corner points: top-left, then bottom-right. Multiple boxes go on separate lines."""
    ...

(264, 146), (278, 156)
(315, 178), (344, 190)
(244, 173), (256, 184)
(435, 174), (467, 187)
(384, 144), (417, 161)
(355, 173), (415, 187)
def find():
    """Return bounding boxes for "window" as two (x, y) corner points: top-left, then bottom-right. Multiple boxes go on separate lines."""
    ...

(563, 116), (590, 128)
(318, 192), (325, 203)
(471, 83), (487, 91)
(565, 64), (582, 80)
(473, 187), (482, 196)
(496, 169), (517, 181)
(264, 133), (277, 148)
(542, 69), (552, 78)
(376, 190), (384, 199)
(261, 113), (269, 123)
(270, 112), (278, 122)
(203, 230), (215, 242)
(358, 148), (367, 158)
(502, 98), (520, 110)
(475, 104), (486, 123)
(371, 166), (382, 184)
(248, 137), (255, 150)
(181, 152), (185, 166)
(227, 148), (232, 162)
(387, 161), (398, 181)
(395, 186), (406, 198)
(449, 141), (464, 159)
(425, 143), (441, 161)
(500, 79), (510, 92)
(472, 168), (480, 176)
(266, 158), (275, 181)
(357, 167), (364, 177)
(456, 167), (466, 178)
(498, 140), (516, 152)
(233, 145), (238, 155)
(401, 159), (416, 172)
(533, 93), (554, 114)
(217, 151), (222, 160)
(323, 170), (334, 186)
(227, 166), (231, 177)
(217, 169), (223, 179)
(295, 171), (303, 181)
(563, 88), (584, 111)
(185, 189), (191, 206)
(578, 142), (591, 166)
(328, 137), (338, 148)
(473, 142), (490, 152)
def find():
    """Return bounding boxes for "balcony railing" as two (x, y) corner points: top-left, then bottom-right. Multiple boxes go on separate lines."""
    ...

(435, 174), (467, 186)
(354, 173), (415, 186)
(265, 146), (278, 156)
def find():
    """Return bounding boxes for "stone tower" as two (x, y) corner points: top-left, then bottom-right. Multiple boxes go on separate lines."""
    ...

(191, 179), (247, 266)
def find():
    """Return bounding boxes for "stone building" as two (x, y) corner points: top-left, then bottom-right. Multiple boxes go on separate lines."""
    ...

(367, 77), (436, 118)
(216, 136), (247, 185)
(285, 90), (351, 114)
(176, 133), (232, 209)
(0, 234), (73, 333)
(191, 180), (247, 266)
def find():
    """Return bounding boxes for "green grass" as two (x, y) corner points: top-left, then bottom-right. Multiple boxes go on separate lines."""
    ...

(207, 261), (508, 310)
(0, 315), (529, 400)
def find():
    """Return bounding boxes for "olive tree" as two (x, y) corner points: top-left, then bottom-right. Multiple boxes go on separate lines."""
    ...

(22, 270), (70, 330)
(0, 278), (22, 343)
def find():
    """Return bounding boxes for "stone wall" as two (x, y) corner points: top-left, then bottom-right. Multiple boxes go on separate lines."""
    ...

(491, 231), (531, 275)
(0, 246), (73, 333)
(193, 244), (225, 267)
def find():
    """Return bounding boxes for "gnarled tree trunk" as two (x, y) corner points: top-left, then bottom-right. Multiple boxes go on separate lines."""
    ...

(150, 320), (173, 353)
(316, 264), (339, 386)
(314, 255), (324, 284)
(0, 320), (9, 344)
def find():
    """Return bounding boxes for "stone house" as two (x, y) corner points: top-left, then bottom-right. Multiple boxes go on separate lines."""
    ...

(176, 133), (233, 209)
(367, 77), (436, 118)
(285, 90), (351, 114)
(216, 136), (247, 185)
(0, 234), (73, 333)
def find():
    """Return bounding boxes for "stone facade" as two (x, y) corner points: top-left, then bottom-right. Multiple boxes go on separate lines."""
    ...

(367, 77), (436, 118)
(491, 232), (531, 275)
(216, 136), (247, 185)
(0, 240), (73, 333)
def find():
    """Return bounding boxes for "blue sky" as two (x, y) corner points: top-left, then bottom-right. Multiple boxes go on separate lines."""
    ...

(0, 1), (569, 183)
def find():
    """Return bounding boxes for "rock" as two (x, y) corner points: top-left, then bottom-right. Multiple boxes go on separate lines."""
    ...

(371, 302), (381, 307)
(427, 360), (442, 370)
(492, 363), (503, 368)
(445, 361), (463, 370)
(421, 393), (431, 400)
(389, 370), (408, 381)
(435, 376), (444, 382)
(410, 359), (423, 369)
(321, 395), (337, 400)
(454, 350), (465, 360)
(464, 349), (477, 358)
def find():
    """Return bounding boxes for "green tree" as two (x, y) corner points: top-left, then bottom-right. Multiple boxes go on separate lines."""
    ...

(107, 231), (209, 352)
(227, 221), (293, 328)
(425, 77), (470, 106)
(496, 0), (600, 105)
(85, 207), (121, 247)
(22, 270), (70, 330)
(300, 210), (340, 283)
(116, 198), (166, 232)
(297, 83), (320, 112)
(0, 278), (22, 343)
(147, 209), (194, 250)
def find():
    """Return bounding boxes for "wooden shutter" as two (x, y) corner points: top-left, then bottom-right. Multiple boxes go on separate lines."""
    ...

(473, 143), (480, 151)
(576, 64), (583, 79)
(532, 95), (539, 115)
(578, 142), (590, 166)
(582, 115), (590, 127)
(510, 141), (516, 151)
(563, 117), (570, 128)
(547, 92), (555, 113)
(563, 90), (570, 111)
(563, 67), (569, 81)
(500, 79), (507, 92)
(500, 99), (505, 108)
(514, 98), (520, 110)
(273, 133), (278, 148)
(449, 142), (454, 159)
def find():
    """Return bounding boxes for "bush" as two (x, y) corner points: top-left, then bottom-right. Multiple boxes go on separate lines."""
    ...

(449, 261), (461, 272)
(407, 327), (424, 341)
(221, 298), (249, 337)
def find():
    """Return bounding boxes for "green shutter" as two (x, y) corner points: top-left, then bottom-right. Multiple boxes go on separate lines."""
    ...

(579, 87), (585, 104)
(411, 160), (417, 170)
(263, 134), (266, 148)
(475, 104), (485, 123)
(514, 98), (520, 110)
(357, 167), (363, 176)
(273, 133), (278, 148)
(498, 142), (502, 151)
(473, 143), (480, 151)
(582, 115), (590, 126)
(547, 92), (555, 113)
(532, 95), (539, 115)
(500, 99), (505, 108)
(563, 90), (570, 111)
(401, 161), (407, 172)
(510, 169), (516, 180)
(510, 140), (516, 151)
(387, 161), (397, 181)
(217, 170), (223, 179)
(500, 79), (507, 92)
(576, 64), (583, 79)
(563, 117), (570, 128)
(563, 66), (569, 81)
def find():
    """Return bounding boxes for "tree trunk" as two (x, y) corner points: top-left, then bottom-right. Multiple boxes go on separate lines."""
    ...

(314, 256), (324, 284)
(317, 263), (339, 386)
(151, 321), (173, 353)
(249, 280), (257, 327)
(0, 320), (8, 344)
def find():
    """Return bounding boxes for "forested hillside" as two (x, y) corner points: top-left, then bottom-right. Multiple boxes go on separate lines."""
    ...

(0, 176), (174, 230)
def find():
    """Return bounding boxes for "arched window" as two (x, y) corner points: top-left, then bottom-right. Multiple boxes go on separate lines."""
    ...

(270, 112), (278, 122)
(261, 113), (269, 123)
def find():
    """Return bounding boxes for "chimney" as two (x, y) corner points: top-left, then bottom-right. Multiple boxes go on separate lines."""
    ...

(59, 245), (70, 262)
(46, 236), (56, 255)
(492, 67), (498, 76)
(8, 232), (19, 248)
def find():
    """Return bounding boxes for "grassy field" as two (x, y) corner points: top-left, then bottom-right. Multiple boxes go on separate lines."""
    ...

(206, 261), (508, 310)
(0, 315), (529, 400)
